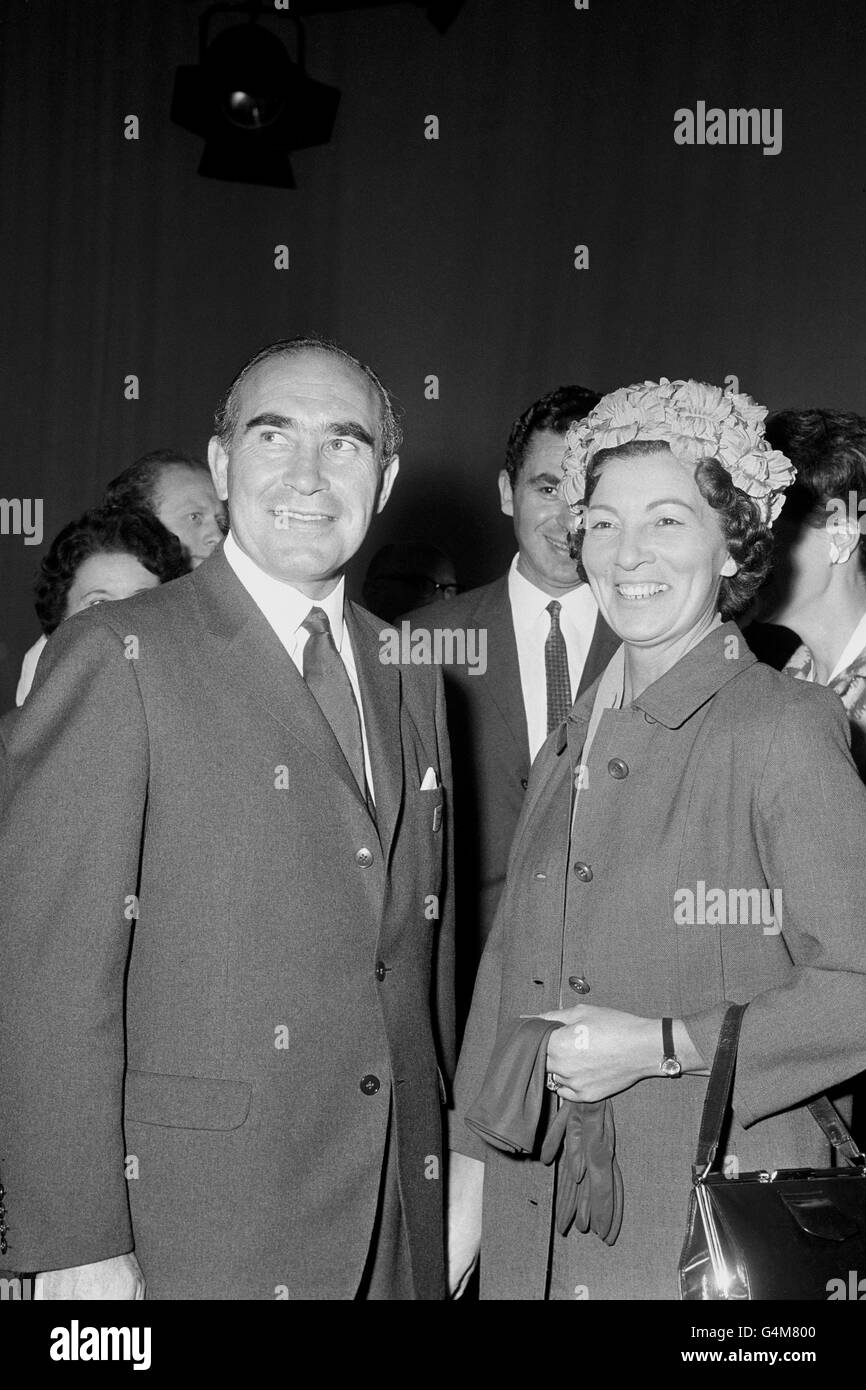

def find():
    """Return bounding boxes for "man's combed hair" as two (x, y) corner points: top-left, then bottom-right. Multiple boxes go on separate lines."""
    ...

(765, 408), (866, 572)
(569, 440), (773, 620)
(35, 506), (190, 635)
(212, 336), (403, 464)
(504, 384), (601, 486)
(104, 450), (210, 515)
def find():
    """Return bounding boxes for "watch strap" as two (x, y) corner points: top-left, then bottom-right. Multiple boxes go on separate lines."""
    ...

(662, 1016), (675, 1059)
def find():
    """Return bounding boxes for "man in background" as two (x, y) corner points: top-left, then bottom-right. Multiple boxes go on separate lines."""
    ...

(105, 449), (227, 569)
(363, 542), (458, 622)
(413, 385), (619, 1023)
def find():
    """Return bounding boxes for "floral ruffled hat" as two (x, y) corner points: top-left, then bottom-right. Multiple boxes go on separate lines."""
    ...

(560, 379), (794, 526)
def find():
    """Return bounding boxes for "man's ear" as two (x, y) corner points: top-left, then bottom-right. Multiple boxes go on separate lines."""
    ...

(208, 436), (229, 502)
(375, 456), (400, 514)
(498, 469), (515, 517)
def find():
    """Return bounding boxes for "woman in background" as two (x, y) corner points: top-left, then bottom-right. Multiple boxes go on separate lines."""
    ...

(759, 409), (866, 773)
(16, 507), (188, 704)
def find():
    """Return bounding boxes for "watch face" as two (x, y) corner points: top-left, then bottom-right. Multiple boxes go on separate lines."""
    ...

(661, 1057), (682, 1077)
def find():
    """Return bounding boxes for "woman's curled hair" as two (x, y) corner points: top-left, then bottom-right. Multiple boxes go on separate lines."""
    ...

(35, 505), (190, 635)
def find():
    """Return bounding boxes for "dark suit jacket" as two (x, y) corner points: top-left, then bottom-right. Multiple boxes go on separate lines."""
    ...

(407, 574), (618, 1020)
(0, 548), (454, 1299)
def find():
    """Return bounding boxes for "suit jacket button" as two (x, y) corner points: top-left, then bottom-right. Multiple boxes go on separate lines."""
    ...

(355, 847), (374, 867)
(573, 862), (593, 882)
(520, 777), (529, 790)
(568, 975), (590, 994)
(360, 1074), (380, 1095)
(607, 758), (629, 778)
(375, 960), (387, 982)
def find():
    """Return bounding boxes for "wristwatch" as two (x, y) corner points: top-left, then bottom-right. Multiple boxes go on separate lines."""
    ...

(660, 1016), (682, 1077)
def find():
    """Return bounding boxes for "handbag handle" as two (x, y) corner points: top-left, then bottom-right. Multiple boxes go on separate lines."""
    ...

(692, 1001), (866, 1179)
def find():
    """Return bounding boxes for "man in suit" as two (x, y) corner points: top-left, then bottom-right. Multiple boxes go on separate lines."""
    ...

(0, 337), (454, 1300)
(411, 386), (619, 1023)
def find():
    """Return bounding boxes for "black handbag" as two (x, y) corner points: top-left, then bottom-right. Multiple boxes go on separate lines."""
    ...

(679, 1001), (866, 1300)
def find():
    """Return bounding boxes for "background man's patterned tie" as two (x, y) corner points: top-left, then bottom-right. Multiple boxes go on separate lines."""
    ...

(545, 599), (572, 733)
(302, 607), (370, 805)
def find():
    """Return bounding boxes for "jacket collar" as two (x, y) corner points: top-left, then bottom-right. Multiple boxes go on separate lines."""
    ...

(564, 620), (755, 735)
(190, 549), (401, 855)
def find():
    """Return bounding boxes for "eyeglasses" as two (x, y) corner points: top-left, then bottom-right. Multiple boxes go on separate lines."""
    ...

(377, 572), (459, 599)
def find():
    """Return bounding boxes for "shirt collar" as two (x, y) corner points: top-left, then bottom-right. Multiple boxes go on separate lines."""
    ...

(223, 530), (345, 646)
(568, 620), (755, 730)
(507, 552), (596, 623)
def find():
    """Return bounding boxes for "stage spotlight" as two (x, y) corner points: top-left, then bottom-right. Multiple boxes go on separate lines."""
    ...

(423, 1), (465, 33)
(171, 8), (341, 189)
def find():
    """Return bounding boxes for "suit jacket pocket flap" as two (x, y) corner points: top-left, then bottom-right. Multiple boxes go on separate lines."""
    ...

(124, 1070), (252, 1131)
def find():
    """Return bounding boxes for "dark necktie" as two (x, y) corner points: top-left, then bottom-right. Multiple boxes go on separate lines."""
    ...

(302, 607), (369, 804)
(545, 599), (572, 733)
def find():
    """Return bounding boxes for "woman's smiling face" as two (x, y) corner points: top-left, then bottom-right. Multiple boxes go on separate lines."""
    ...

(580, 446), (737, 653)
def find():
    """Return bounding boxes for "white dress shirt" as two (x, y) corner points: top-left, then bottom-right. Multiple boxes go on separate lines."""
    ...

(829, 609), (866, 683)
(507, 553), (600, 761)
(223, 532), (375, 799)
(16, 633), (48, 706)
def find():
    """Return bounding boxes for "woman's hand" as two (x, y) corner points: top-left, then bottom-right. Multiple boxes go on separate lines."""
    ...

(539, 1004), (661, 1102)
(538, 1005), (708, 1100)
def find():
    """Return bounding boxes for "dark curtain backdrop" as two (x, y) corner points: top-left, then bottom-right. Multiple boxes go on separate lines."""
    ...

(1, 0), (864, 709)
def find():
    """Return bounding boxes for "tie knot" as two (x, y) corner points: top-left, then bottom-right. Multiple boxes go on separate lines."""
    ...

(302, 606), (331, 637)
(547, 599), (562, 625)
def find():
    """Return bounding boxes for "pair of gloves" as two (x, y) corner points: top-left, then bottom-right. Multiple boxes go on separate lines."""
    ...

(464, 1016), (624, 1246)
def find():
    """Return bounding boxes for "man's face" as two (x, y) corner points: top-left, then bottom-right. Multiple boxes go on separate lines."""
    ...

(209, 350), (399, 596)
(153, 465), (227, 568)
(499, 428), (581, 594)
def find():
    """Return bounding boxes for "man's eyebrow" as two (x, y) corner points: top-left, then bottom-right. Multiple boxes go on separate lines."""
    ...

(526, 471), (563, 486)
(243, 413), (298, 434)
(242, 413), (375, 449)
(327, 421), (376, 449)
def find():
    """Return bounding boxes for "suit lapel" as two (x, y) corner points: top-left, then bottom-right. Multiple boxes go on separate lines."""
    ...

(192, 550), (372, 814)
(474, 579), (530, 763)
(345, 602), (403, 863)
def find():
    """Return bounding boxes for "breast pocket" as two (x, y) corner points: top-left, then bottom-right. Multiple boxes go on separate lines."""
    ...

(417, 786), (444, 836)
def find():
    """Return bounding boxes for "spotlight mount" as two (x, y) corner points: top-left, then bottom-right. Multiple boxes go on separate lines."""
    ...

(172, 2), (341, 189)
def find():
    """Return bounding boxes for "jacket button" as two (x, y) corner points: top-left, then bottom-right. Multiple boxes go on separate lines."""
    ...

(355, 847), (374, 867)
(520, 777), (529, 790)
(568, 975), (590, 994)
(375, 961), (387, 982)
(360, 1074), (380, 1095)
(572, 862), (593, 882)
(607, 758), (629, 778)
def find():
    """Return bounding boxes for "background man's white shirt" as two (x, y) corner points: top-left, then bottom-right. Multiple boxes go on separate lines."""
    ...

(507, 552), (599, 761)
(224, 531), (375, 798)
